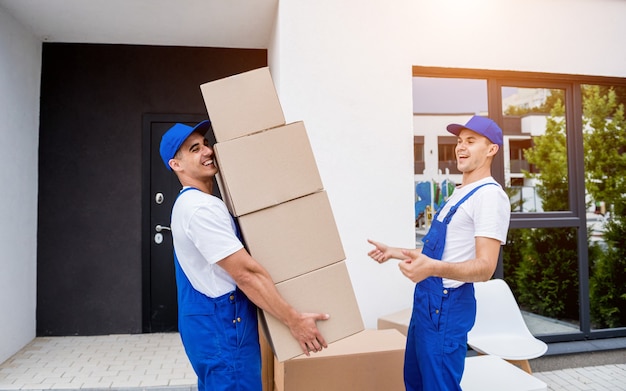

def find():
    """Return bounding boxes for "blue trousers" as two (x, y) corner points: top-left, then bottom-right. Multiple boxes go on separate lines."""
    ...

(175, 254), (261, 391)
(178, 288), (261, 391)
(404, 277), (476, 391)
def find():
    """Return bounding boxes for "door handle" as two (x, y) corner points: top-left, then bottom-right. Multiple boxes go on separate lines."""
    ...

(155, 224), (171, 232)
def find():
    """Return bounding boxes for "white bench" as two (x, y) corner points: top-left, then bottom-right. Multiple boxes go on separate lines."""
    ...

(461, 355), (547, 391)
(378, 309), (548, 390)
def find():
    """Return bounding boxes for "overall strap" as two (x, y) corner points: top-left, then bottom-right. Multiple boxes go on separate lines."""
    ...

(174, 186), (244, 242)
(440, 182), (498, 224)
(176, 186), (199, 199)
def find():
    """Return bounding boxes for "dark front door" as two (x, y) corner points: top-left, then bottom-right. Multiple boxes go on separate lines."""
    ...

(143, 113), (219, 332)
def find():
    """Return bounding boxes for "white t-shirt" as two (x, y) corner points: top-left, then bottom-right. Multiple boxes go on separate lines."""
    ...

(170, 187), (243, 298)
(433, 177), (510, 288)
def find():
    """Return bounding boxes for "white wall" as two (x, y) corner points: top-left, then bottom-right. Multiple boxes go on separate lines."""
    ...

(270, 0), (626, 328)
(0, 6), (41, 363)
(405, 0), (626, 77)
(270, 0), (417, 328)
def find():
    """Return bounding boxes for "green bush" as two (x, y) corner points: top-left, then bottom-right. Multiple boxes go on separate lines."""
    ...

(512, 227), (579, 320)
(502, 229), (523, 294)
(589, 215), (626, 328)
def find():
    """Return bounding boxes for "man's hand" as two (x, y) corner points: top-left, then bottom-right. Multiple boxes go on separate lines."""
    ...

(287, 312), (330, 356)
(218, 249), (330, 356)
(367, 239), (392, 263)
(367, 239), (422, 263)
(398, 249), (437, 283)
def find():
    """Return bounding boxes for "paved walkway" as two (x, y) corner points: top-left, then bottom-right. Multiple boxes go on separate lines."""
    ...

(535, 364), (626, 391)
(0, 334), (196, 390)
(0, 332), (625, 390)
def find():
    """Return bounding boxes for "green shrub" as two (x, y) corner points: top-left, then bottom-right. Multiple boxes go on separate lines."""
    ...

(513, 227), (579, 320)
(589, 215), (626, 328)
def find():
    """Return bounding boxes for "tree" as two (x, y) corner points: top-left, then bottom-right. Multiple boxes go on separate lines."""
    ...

(511, 99), (580, 320)
(583, 86), (626, 216)
(522, 100), (569, 212)
(502, 87), (626, 327)
(583, 85), (626, 328)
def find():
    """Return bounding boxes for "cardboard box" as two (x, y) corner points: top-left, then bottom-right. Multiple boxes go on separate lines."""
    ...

(377, 307), (412, 336)
(259, 324), (274, 391)
(238, 191), (345, 283)
(260, 261), (364, 362)
(200, 67), (285, 142)
(274, 329), (406, 391)
(214, 121), (323, 216)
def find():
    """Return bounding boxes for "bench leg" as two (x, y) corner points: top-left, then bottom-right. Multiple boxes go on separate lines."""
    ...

(506, 359), (533, 374)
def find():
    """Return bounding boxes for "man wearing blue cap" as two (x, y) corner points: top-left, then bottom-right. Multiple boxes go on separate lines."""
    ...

(367, 116), (511, 391)
(159, 120), (329, 391)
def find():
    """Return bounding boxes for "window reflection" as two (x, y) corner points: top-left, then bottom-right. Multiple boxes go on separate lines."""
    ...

(412, 68), (626, 339)
(438, 137), (460, 175)
(502, 87), (569, 212)
(412, 77), (488, 231)
(413, 136), (424, 174)
(582, 84), (626, 329)
(502, 227), (580, 336)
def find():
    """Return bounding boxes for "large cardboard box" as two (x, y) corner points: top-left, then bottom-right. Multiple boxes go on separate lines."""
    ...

(377, 307), (412, 336)
(200, 67), (285, 142)
(238, 191), (345, 283)
(214, 121), (323, 216)
(260, 261), (364, 362)
(274, 329), (406, 391)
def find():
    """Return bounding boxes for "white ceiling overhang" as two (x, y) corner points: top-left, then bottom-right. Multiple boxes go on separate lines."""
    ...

(0, 0), (277, 49)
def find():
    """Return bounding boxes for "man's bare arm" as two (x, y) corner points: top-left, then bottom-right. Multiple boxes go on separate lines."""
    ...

(218, 248), (329, 355)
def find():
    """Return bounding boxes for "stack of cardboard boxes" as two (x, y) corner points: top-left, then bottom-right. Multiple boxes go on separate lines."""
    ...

(200, 67), (364, 362)
(200, 67), (407, 390)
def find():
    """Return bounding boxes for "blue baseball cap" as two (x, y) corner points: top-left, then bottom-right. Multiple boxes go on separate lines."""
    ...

(446, 116), (503, 147)
(159, 120), (212, 170)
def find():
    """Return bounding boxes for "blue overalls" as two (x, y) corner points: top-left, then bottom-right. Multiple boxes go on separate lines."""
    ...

(173, 187), (261, 391)
(404, 183), (495, 391)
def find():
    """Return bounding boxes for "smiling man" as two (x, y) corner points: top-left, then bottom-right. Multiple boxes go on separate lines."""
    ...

(160, 120), (329, 391)
(367, 116), (511, 391)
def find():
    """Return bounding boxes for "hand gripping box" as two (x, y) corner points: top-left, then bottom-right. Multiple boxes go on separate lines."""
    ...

(237, 191), (345, 283)
(200, 67), (285, 142)
(259, 261), (364, 362)
(274, 329), (406, 391)
(214, 121), (323, 217)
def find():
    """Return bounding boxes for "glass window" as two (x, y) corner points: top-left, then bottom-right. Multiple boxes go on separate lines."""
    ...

(412, 76), (488, 231)
(503, 227), (581, 336)
(509, 139), (533, 174)
(414, 136), (425, 174)
(413, 67), (626, 341)
(582, 84), (626, 329)
(438, 137), (460, 175)
(501, 87), (569, 212)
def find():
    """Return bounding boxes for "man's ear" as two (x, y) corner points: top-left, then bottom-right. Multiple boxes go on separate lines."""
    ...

(488, 144), (499, 156)
(169, 158), (181, 172)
